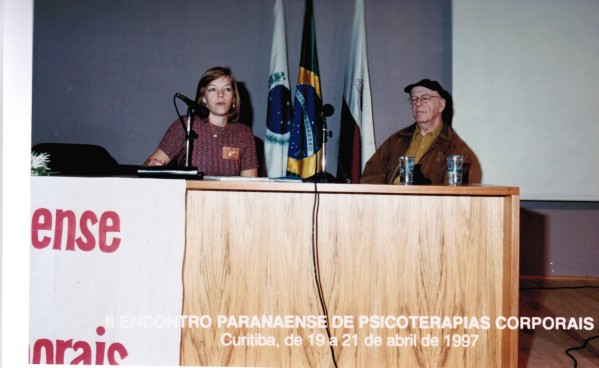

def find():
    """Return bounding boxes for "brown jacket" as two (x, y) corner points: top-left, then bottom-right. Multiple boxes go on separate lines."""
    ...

(361, 123), (482, 184)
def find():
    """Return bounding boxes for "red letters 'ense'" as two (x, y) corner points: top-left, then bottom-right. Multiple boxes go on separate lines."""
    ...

(31, 208), (122, 253)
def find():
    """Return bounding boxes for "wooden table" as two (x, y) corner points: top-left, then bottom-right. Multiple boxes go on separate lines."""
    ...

(180, 182), (519, 367)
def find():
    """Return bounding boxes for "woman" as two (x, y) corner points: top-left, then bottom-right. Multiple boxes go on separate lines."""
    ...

(144, 66), (258, 177)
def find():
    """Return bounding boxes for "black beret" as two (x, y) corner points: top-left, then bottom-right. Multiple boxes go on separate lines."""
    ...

(404, 79), (446, 95)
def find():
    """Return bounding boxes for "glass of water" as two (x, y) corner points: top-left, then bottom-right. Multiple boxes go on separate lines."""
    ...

(447, 155), (463, 185)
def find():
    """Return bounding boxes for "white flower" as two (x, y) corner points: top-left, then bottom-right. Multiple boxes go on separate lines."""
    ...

(31, 151), (52, 176)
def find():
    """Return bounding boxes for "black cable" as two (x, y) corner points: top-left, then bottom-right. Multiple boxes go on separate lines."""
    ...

(310, 182), (339, 368)
(520, 284), (599, 366)
(565, 334), (599, 367)
(173, 94), (186, 133)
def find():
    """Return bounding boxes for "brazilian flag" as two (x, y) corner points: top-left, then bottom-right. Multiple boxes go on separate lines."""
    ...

(286, 0), (323, 178)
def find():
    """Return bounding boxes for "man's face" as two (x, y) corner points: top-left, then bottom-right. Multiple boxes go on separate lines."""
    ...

(409, 86), (446, 125)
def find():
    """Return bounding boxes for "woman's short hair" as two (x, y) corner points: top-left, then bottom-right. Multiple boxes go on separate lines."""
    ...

(195, 66), (241, 122)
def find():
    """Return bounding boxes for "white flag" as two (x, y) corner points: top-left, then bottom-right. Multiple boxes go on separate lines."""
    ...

(336, 0), (375, 183)
(265, 0), (292, 177)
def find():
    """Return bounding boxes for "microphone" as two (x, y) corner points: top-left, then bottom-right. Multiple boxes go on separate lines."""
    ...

(175, 93), (209, 118)
(320, 104), (335, 119)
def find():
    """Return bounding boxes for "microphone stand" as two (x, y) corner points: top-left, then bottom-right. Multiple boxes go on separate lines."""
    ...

(184, 107), (193, 167)
(137, 97), (202, 179)
(174, 92), (207, 168)
(303, 105), (338, 183)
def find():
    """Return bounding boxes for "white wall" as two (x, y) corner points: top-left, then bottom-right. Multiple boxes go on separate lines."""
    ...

(2, 0), (33, 365)
(453, 0), (599, 201)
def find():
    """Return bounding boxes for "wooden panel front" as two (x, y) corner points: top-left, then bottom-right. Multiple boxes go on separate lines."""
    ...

(317, 193), (512, 367)
(180, 184), (519, 367)
(181, 189), (334, 367)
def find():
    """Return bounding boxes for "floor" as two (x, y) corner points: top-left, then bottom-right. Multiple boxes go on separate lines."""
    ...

(518, 278), (599, 367)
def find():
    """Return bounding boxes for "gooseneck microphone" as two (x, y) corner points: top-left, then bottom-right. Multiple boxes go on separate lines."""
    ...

(174, 93), (209, 118)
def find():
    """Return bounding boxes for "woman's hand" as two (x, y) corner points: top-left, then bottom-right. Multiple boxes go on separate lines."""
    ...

(145, 158), (166, 166)
(143, 148), (171, 166)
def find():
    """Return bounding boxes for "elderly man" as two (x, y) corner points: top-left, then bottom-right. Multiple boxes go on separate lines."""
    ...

(361, 79), (481, 184)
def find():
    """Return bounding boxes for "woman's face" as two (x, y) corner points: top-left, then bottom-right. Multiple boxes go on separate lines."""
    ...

(201, 76), (234, 117)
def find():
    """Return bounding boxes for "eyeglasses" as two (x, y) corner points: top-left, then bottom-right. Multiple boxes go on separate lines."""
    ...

(408, 95), (440, 106)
